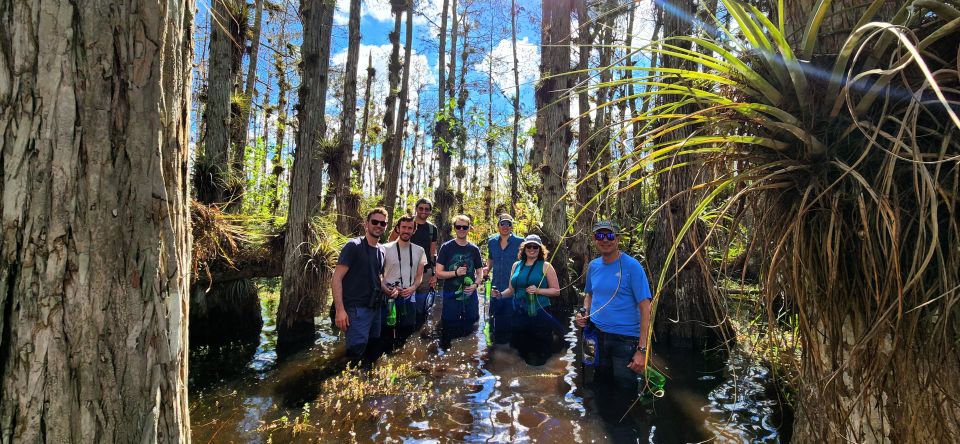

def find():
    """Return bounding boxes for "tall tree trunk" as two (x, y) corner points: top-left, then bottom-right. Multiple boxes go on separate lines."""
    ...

(623, 0), (656, 222)
(0, 0), (193, 439)
(484, 23), (495, 220)
(334, 0), (363, 234)
(355, 52), (375, 192)
(258, 71), (273, 211)
(202, 0), (245, 204)
(646, 0), (729, 349)
(453, 18), (470, 212)
(384, 0), (414, 227)
(380, 4), (403, 209)
(510, 0), (521, 211)
(593, 2), (614, 216)
(536, 0), (574, 305)
(777, 2), (944, 442)
(434, 0), (454, 241)
(278, 0), (334, 348)
(306, 2), (334, 217)
(270, 49), (290, 216)
(572, 0), (596, 282)
(234, 0), (264, 179)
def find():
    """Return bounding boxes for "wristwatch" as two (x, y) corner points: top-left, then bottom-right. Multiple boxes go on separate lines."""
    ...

(637, 345), (647, 354)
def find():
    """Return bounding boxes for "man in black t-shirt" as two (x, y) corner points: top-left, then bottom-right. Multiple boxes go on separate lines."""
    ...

(435, 214), (484, 346)
(407, 198), (440, 326)
(332, 207), (392, 363)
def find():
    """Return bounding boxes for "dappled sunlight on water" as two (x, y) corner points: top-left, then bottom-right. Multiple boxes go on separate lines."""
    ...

(189, 292), (789, 443)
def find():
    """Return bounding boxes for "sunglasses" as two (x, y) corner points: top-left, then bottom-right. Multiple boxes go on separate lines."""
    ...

(594, 232), (616, 241)
(454, 225), (470, 230)
(525, 244), (540, 250)
(498, 221), (513, 227)
(370, 219), (388, 227)
(417, 206), (431, 212)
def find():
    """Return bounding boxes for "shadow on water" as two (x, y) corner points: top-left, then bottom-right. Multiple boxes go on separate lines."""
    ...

(189, 290), (791, 443)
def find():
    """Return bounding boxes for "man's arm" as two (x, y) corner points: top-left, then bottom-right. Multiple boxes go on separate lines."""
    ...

(575, 292), (592, 327)
(638, 298), (651, 350)
(627, 297), (653, 374)
(332, 264), (350, 330)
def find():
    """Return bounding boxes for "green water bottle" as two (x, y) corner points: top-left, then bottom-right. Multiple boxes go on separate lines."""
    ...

(386, 298), (397, 326)
(526, 290), (537, 317)
(457, 276), (474, 301)
(485, 279), (492, 301)
(643, 367), (666, 397)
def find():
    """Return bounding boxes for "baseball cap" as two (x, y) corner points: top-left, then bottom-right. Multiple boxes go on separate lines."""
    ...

(498, 213), (514, 223)
(591, 220), (619, 234)
(522, 234), (543, 246)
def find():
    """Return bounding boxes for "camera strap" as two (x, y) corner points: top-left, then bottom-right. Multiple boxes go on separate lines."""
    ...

(394, 242), (413, 288)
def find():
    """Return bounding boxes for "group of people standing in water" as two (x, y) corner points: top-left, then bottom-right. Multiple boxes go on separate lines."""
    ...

(331, 197), (653, 392)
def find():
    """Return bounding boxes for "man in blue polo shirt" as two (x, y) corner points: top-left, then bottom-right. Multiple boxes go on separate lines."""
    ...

(486, 213), (523, 344)
(575, 220), (653, 391)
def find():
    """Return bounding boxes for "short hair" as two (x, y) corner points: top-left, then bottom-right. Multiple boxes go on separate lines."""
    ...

(517, 241), (549, 261)
(452, 214), (471, 226)
(415, 198), (433, 209)
(366, 207), (388, 221)
(396, 213), (415, 228)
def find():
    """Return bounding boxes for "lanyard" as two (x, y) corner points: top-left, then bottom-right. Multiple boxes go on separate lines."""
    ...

(395, 242), (413, 287)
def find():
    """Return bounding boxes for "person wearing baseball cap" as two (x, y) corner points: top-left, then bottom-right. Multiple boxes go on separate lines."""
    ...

(496, 233), (561, 363)
(486, 213), (524, 344)
(575, 220), (653, 392)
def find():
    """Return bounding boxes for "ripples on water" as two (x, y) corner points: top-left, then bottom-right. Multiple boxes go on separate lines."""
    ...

(190, 294), (790, 443)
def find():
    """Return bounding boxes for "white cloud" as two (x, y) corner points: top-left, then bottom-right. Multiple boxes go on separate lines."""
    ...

(331, 43), (437, 114)
(473, 36), (540, 92)
(335, 0), (446, 25)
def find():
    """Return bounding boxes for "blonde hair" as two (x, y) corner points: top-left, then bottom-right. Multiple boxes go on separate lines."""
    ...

(452, 214), (471, 226)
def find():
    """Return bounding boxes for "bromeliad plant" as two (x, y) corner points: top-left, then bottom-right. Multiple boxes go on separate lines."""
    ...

(608, 0), (959, 441)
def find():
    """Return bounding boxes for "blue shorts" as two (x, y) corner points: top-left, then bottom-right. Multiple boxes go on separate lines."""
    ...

(345, 306), (381, 356)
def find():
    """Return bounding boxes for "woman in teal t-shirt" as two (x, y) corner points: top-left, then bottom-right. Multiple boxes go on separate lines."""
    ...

(498, 234), (561, 362)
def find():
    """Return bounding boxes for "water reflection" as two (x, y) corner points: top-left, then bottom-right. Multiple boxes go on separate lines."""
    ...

(189, 291), (789, 443)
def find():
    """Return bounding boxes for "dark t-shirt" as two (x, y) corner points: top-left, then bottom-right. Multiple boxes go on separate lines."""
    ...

(409, 221), (438, 265)
(436, 240), (483, 292)
(337, 237), (385, 308)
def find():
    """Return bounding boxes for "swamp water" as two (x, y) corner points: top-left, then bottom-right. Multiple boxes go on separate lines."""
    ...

(189, 292), (790, 443)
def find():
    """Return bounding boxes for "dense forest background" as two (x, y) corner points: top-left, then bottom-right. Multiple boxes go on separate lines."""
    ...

(2, 0), (958, 442)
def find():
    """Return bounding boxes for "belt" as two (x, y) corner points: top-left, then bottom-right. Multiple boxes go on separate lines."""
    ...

(593, 326), (639, 344)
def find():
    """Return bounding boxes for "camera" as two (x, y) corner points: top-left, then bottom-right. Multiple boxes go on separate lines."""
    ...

(368, 285), (384, 308)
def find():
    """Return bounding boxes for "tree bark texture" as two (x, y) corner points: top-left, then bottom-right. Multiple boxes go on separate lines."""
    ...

(434, 0), (454, 241)
(646, 0), (731, 348)
(510, 0), (521, 211)
(335, 0), (363, 234)
(235, 0), (264, 179)
(201, 0), (244, 204)
(778, 1), (954, 441)
(384, 0), (414, 227)
(380, 5), (403, 212)
(354, 52), (375, 193)
(0, 0), (194, 440)
(572, 0), (596, 283)
(305, 0), (333, 218)
(536, 0), (574, 305)
(269, 30), (291, 216)
(279, 0), (334, 347)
